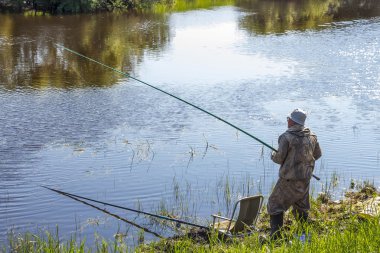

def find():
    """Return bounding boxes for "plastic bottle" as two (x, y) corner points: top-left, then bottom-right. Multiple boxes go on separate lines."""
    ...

(299, 233), (306, 243)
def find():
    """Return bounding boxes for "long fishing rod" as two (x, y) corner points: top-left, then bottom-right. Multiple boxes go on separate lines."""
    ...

(55, 43), (274, 151)
(42, 186), (210, 230)
(55, 44), (320, 181)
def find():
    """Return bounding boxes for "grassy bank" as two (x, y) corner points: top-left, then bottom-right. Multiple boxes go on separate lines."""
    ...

(3, 183), (380, 252)
(141, 217), (380, 252)
(139, 182), (380, 252)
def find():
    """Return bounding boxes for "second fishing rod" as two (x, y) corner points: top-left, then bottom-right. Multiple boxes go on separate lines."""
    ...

(56, 43), (320, 181)
(42, 186), (209, 230)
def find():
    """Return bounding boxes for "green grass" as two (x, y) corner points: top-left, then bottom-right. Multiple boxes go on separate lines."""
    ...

(4, 230), (88, 253)
(3, 179), (379, 252)
(5, 215), (379, 252)
(3, 184), (380, 253)
(3, 230), (130, 253)
(139, 216), (380, 252)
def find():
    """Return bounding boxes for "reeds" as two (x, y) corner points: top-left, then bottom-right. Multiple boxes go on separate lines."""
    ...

(4, 150), (379, 253)
(5, 228), (88, 253)
(4, 183), (380, 253)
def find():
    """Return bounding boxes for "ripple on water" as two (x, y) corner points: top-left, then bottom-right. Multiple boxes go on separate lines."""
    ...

(1, 6), (380, 247)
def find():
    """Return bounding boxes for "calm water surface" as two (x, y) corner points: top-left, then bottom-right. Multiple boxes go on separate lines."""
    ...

(1, 0), (380, 247)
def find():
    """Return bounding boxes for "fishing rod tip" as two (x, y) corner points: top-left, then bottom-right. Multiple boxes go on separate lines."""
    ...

(40, 185), (51, 190)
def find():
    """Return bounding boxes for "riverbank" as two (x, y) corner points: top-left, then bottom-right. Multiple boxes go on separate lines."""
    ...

(1, 0), (377, 16)
(4, 182), (380, 252)
(0, 0), (173, 14)
(0, 0), (234, 14)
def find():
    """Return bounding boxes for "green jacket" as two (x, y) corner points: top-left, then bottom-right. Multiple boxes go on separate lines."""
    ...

(271, 125), (322, 180)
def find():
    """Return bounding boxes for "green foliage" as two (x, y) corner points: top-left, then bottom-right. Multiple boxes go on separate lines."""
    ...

(0, 0), (25, 11)
(54, 0), (91, 13)
(0, 0), (171, 13)
(151, 0), (233, 13)
(0, 0), (233, 13)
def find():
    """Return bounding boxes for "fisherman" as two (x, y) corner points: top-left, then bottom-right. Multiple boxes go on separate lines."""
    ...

(267, 109), (322, 239)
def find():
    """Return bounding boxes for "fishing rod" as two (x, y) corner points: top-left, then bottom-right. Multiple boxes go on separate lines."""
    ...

(55, 44), (273, 151)
(43, 186), (163, 238)
(55, 44), (320, 181)
(42, 186), (210, 230)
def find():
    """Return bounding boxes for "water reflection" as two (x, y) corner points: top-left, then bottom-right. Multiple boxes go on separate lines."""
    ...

(1, 0), (380, 90)
(0, 0), (380, 248)
(236, 0), (380, 34)
(0, 13), (170, 89)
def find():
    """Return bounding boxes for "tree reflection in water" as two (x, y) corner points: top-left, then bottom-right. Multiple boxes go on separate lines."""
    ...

(0, 12), (170, 89)
(1, 0), (379, 90)
(237, 0), (380, 34)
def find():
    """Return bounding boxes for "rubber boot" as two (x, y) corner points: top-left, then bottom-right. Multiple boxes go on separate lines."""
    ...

(293, 209), (308, 223)
(300, 212), (308, 223)
(270, 212), (284, 240)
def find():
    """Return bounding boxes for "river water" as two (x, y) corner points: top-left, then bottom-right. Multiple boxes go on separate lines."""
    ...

(1, 0), (380, 248)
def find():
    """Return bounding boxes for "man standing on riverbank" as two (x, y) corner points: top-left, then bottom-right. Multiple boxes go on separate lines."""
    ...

(267, 109), (322, 239)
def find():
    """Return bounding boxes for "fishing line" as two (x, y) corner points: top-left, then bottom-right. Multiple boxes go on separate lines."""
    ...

(54, 43), (274, 151)
(55, 43), (320, 181)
